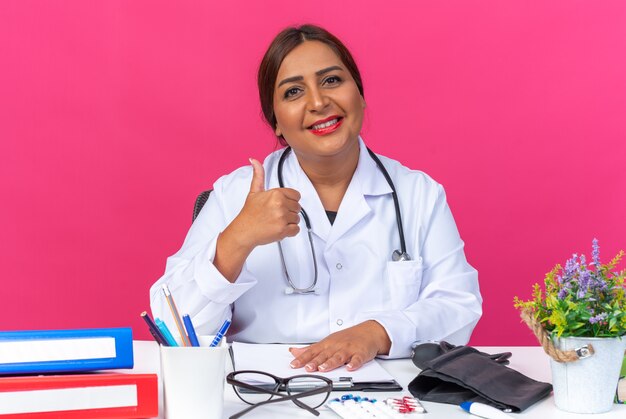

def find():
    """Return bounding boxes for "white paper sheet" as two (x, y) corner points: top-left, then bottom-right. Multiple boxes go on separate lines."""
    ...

(232, 342), (395, 384)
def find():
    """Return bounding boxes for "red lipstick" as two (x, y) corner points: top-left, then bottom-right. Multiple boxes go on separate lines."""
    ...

(308, 116), (343, 136)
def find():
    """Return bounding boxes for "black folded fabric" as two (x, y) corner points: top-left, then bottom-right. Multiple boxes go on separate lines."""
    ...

(408, 342), (552, 412)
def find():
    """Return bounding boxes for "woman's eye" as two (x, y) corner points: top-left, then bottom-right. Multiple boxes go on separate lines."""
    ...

(324, 75), (342, 85)
(284, 87), (301, 99)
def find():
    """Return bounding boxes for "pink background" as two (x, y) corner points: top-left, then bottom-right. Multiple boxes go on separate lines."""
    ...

(1, 1), (625, 345)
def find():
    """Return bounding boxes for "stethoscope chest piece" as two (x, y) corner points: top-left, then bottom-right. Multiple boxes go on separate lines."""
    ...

(392, 250), (412, 262)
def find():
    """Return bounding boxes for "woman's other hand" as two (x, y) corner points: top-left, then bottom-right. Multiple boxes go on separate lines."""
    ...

(288, 320), (392, 372)
(214, 158), (301, 282)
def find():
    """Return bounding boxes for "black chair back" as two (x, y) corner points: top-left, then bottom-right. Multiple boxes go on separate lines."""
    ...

(192, 190), (213, 222)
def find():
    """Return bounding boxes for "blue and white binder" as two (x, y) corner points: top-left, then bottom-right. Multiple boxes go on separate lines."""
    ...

(0, 327), (133, 375)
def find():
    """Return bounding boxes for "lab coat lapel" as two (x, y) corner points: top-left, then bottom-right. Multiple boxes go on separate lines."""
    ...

(326, 139), (393, 248)
(283, 151), (332, 243)
(272, 139), (393, 246)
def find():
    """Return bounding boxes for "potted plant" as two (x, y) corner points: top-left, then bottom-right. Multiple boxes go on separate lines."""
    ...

(514, 239), (626, 413)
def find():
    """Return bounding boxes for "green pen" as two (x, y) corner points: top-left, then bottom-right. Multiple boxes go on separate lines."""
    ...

(155, 318), (179, 347)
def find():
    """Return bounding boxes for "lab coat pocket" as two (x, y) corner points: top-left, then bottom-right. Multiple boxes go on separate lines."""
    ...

(386, 258), (423, 309)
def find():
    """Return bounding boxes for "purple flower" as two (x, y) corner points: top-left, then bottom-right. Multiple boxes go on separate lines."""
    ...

(577, 270), (591, 298)
(576, 278), (591, 298)
(592, 238), (600, 267)
(589, 312), (608, 324)
(592, 275), (608, 291)
(563, 254), (579, 282)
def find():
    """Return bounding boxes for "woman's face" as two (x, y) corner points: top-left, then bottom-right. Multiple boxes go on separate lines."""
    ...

(273, 41), (365, 161)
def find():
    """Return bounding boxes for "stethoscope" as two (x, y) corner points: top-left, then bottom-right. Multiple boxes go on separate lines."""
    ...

(276, 146), (411, 295)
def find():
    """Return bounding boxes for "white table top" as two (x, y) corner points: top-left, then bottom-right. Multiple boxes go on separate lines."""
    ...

(128, 341), (626, 418)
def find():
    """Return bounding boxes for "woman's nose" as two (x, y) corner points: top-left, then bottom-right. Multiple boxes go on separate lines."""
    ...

(306, 87), (330, 112)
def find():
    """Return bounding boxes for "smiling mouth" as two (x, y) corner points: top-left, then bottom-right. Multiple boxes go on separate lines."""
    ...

(309, 117), (342, 130)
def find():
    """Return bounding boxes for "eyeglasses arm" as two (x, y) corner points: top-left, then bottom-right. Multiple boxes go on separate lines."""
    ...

(229, 385), (332, 419)
(229, 390), (322, 419)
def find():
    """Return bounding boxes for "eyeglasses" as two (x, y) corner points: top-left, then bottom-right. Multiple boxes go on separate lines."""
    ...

(226, 370), (333, 419)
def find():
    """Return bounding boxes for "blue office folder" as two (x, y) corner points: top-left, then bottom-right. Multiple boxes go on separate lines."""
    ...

(0, 327), (134, 375)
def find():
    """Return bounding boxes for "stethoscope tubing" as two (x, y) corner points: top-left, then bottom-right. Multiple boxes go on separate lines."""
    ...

(276, 146), (408, 294)
(365, 148), (408, 256)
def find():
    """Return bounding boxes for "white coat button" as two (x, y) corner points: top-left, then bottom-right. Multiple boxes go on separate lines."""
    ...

(336, 319), (343, 326)
(336, 263), (343, 270)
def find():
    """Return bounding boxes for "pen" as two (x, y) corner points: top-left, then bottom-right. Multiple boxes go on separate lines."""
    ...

(182, 314), (200, 347)
(210, 319), (231, 347)
(161, 284), (191, 347)
(155, 317), (179, 347)
(140, 311), (169, 346)
(460, 401), (512, 419)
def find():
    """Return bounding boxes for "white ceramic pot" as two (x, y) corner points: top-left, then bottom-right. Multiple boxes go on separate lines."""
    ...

(550, 336), (626, 413)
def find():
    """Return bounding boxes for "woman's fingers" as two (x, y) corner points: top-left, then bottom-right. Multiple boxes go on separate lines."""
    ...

(284, 196), (301, 214)
(288, 346), (307, 357)
(318, 351), (349, 372)
(289, 346), (349, 372)
(289, 321), (391, 372)
(283, 223), (300, 237)
(282, 187), (301, 202)
(284, 209), (300, 225)
(298, 345), (370, 373)
(289, 345), (318, 369)
(345, 353), (367, 371)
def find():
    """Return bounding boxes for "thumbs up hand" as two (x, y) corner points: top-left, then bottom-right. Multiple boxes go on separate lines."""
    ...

(214, 158), (301, 282)
(235, 158), (302, 248)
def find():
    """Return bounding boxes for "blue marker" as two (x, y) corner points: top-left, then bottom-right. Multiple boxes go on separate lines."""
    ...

(460, 401), (512, 419)
(210, 319), (231, 347)
(155, 318), (179, 347)
(182, 314), (200, 347)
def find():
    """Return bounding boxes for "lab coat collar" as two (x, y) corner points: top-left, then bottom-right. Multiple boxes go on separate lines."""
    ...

(354, 136), (395, 198)
(269, 137), (393, 245)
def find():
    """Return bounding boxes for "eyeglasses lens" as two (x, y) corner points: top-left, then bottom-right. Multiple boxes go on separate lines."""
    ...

(286, 377), (330, 408)
(232, 372), (279, 404)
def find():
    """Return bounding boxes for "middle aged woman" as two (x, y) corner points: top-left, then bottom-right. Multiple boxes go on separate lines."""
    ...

(150, 24), (482, 373)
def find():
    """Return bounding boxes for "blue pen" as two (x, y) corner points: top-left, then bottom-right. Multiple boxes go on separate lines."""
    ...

(141, 311), (169, 346)
(182, 314), (200, 347)
(210, 319), (231, 347)
(155, 318), (179, 347)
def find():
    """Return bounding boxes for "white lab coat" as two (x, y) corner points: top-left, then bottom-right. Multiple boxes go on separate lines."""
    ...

(150, 138), (482, 358)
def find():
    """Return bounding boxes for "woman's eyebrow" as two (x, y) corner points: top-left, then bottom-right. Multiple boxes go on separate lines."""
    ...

(277, 66), (344, 87)
(316, 65), (343, 76)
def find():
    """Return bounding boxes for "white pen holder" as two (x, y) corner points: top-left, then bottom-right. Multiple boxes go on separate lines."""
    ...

(160, 335), (228, 419)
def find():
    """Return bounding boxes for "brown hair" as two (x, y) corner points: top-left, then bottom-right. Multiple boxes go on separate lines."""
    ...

(258, 24), (364, 146)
